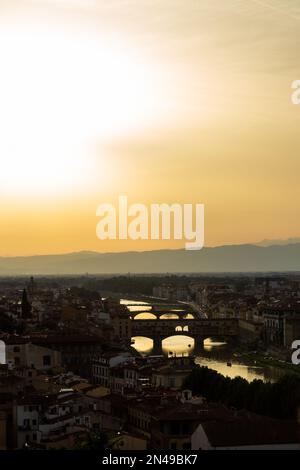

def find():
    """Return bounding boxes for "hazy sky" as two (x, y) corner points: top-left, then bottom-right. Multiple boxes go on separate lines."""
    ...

(0, 0), (300, 255)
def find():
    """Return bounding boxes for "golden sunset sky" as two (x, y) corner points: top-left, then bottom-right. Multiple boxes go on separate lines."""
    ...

(0, 0), (299, 255)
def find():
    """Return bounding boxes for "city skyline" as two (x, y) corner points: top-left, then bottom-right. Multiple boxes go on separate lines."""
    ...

(0, 0), (300, 256)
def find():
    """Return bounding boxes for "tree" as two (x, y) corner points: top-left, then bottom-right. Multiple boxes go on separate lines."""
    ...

(72, 431), (121, 451)
(183, 365), (300, 420)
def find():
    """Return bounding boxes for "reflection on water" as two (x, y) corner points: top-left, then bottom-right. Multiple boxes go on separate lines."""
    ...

(132, 335), (194, 356)
(129, 306), (153, 312)
(121, 299), (152, 313)
(160, 313), (179, 320)
(195, 355), (267, 382)
(132, 336), (153, 354)
(162, 335), (194, 356)
(132, 335), (195, 357)
(134, 313), (157, 320)
(132, 336), (282, 383)
(121, 300), (149, 305)
(126, 300), (283, 383)
(204, 340), (227, 352)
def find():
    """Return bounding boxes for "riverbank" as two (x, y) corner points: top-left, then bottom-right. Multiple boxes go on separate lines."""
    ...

(232, 348), (300, 377)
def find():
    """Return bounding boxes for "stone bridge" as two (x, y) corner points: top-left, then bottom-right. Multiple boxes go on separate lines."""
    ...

(131, 318), (239, 354)
(125, 303), (188, 309)
(130, 309), (190, 320)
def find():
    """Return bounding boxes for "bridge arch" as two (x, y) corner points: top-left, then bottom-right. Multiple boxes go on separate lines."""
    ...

(162, 335), (195, 356)
(174, 325), (189, 332)
(131, 336), (153, 353)
(133, 312), (157, 320)
(159, 313), (180, 320)
(131, 318), (238, 355)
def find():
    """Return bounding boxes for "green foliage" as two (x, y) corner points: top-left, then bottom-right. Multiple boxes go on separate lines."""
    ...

(72, 431), (122, 451)
(183, 365), (300, 419)
(82, 275), (197, 296)
(72, 432), (109, 450)
(69, 286), (100, 300)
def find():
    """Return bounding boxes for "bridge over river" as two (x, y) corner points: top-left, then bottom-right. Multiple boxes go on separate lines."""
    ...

(131, 318), (239, 354)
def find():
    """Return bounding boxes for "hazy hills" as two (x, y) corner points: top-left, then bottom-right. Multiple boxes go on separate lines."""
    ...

(0, 243), (299, 275)
(254, 237), (300, 247)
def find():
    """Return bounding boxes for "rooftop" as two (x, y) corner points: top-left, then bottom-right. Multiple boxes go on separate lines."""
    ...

(201, 412), (300, 447)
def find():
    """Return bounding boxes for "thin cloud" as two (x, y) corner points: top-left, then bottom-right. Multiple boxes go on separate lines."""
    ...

(248, 0), (300, 21)
(32, 0), (96, 7)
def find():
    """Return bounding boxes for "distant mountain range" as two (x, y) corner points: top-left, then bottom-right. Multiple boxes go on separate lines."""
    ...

(0, 243), (299, 275)
(254, 237), (300, 247)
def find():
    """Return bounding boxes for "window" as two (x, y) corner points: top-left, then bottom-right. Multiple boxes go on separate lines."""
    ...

(13, 346), (20, 353)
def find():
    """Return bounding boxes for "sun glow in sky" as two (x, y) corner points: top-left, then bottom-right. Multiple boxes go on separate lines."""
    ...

(0, 0), (300, 255)
(0, 22), (160, 195)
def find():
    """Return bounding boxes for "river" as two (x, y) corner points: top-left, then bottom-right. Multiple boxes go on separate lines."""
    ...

(121, 299), (285, 383)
